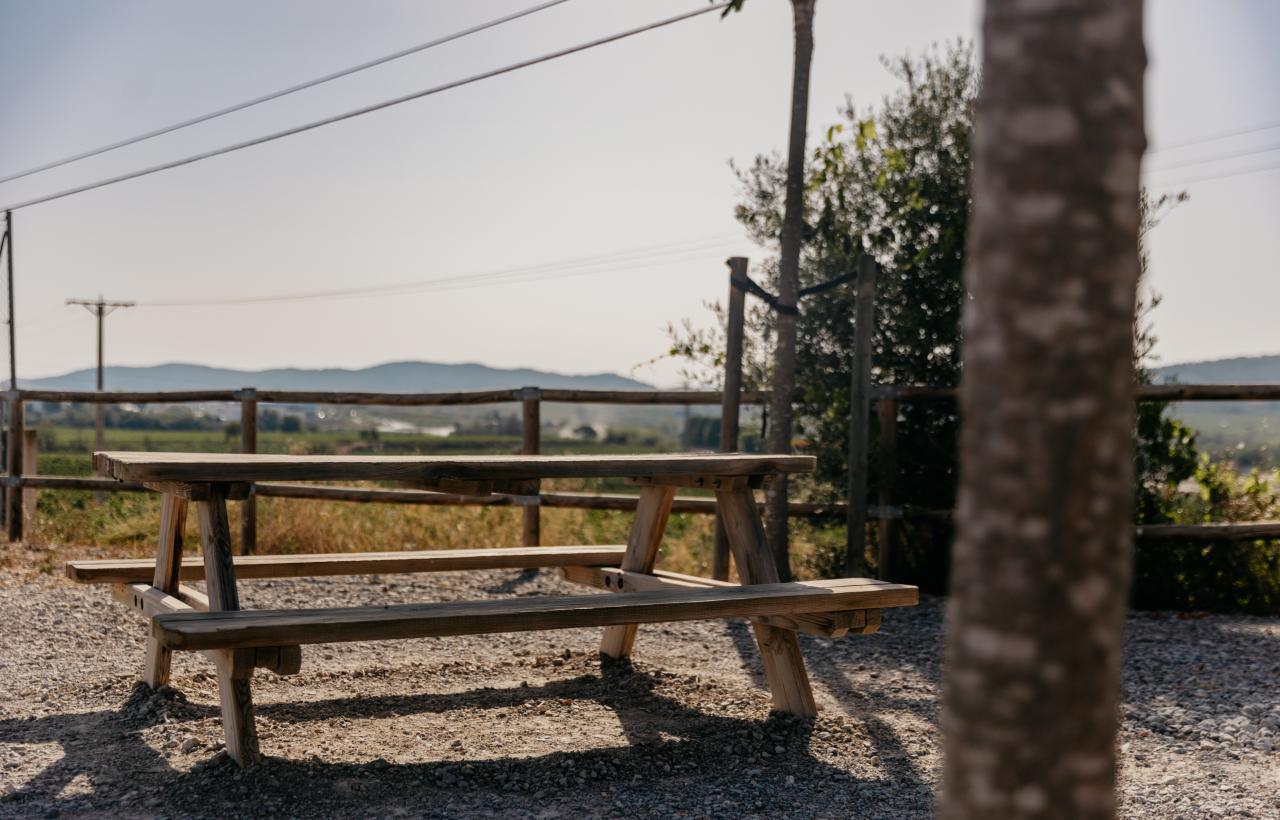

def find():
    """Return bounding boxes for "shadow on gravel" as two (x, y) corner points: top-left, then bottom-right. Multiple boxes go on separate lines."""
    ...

(0, 684), (215, 813)
(718, 615), (937, 813)
(0, 670), (903, 818)
(482, 567), (543, 595)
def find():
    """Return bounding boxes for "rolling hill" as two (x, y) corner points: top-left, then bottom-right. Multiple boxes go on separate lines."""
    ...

(20, 361), (652, 393)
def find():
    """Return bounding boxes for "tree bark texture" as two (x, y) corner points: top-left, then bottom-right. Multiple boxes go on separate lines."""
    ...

(943, 2), (1146, 818)
(764, 0), (816, 582)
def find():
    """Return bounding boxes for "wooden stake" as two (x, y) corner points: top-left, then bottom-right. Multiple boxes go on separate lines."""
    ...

(520, 388), (541, 547)
(20, 428), (36, 524)
(845, 255), (877, 577)
(713, 256), (748, 581)
(876, 398), (899, 581)
(239, 388), (257, 555)
(5, 394), (22, 542)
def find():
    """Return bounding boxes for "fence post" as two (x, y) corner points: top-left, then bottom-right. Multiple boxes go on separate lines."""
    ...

(713, 256), (749, 581)
(239, 387), (257, 555)
(845, 255), (877, 577)
(5, 392), (23, 542)
(22, 428), (37, 525)
(520, 387), (541, 547)
(876, 397), (899, 581)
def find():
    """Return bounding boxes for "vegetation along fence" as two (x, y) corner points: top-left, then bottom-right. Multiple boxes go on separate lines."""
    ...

(5, 382), (1280, 582)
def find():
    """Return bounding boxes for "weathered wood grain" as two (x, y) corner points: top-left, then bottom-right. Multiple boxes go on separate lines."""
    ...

(599, 485), (676, 659)
(93, 452), (815, 484)
(562, 565), (883, 637)
(152, 580), (918, 651)
(716, 485), (818, 716)
(66, 545), (629, 584)
(143, 494), (188, 687)
(196, 489), (260, 765)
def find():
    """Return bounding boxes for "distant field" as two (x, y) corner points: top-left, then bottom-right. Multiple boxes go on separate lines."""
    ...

(30, 426), (671, 477)
(1168, 402), (1280, 470)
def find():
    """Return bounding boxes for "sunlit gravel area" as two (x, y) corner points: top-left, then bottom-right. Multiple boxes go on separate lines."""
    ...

(1, 564), (1277, 819)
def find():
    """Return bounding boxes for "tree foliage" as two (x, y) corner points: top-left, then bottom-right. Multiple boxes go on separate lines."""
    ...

(663, 44), (1276, 611)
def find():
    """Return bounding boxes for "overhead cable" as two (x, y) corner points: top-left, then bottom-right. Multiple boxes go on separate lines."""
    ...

(0, 3), (729, 212)
(0, 0), (572, 186)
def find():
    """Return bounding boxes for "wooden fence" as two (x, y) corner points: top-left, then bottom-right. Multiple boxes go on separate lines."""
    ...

(0, 386), (776, 553)
(5, 382), (1280, 577)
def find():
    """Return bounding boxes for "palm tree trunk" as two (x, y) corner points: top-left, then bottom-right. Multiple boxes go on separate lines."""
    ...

(764, 0), (816, 582)
(942, 1), (1147, 817)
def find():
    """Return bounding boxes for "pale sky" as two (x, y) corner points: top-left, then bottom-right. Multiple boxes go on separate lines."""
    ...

(0, 0), (1276, 385)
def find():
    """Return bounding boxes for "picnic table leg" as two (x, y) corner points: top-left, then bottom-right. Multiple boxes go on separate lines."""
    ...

(143, 494), (189, 688)
(599, 485), (676, 660)
(715, 485), (817, 717)
(197, 486), (262, 766)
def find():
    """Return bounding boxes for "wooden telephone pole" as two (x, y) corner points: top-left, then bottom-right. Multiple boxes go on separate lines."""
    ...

(67, 296), (134, 455)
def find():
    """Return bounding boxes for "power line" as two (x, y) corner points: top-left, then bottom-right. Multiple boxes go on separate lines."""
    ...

(1146, 142), (1280, 174)
(0, 0), (572, 186)
(0, 3), (729, 212)
(1150, 158), (1280, 191)
(1149, 119), (1280, 155)
(137, 234), (743, 307)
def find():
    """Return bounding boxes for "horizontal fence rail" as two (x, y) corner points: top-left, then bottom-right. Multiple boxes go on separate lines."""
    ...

(4, 384), (1280, 553)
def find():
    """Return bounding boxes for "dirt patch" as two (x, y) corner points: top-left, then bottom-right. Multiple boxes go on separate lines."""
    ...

(1, 563), (1277, 818)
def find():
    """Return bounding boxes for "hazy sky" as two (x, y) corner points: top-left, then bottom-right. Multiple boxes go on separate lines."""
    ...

(0, 0), (1276, 385)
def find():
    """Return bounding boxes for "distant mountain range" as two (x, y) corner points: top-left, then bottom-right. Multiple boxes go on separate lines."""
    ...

(20, 361), (653, 393)
(1154, 354), (1280, 385)
(23, 353), (1279, 395)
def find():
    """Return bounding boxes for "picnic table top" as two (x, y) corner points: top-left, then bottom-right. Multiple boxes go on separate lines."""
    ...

(93, 451), (816, 484)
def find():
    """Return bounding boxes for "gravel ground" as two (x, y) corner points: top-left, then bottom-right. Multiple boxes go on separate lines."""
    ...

(0, 562), (1277, 819)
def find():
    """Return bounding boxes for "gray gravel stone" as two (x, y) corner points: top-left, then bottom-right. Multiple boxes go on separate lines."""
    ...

(0, 565), (1276, 818)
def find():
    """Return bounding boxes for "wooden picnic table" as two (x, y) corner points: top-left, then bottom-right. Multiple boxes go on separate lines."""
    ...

(68, 451), (918, 766)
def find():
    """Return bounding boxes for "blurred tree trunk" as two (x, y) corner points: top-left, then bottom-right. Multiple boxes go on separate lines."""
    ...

(942, 1), (1146, 818)
(765, 0), (816, 582)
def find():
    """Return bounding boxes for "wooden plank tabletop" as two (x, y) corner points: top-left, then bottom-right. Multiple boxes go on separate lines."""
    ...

(93, 451), (816, 483)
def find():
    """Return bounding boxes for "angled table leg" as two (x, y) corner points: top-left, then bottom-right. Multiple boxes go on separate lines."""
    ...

(143, 493), (188, 688)
(599, 485), (676, 660)
(198, 485), (261, 766)
(715, 485), (817, 717)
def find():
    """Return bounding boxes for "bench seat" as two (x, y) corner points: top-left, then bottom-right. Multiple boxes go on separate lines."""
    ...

(152, 577), (918, 650)
(66, 545), (628, 584)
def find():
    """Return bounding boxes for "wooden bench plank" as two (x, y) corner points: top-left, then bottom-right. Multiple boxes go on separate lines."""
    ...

(93, 452), (816, 484)
(66, 545), (629, 584)
(561, 566), (882, 637)
(153, 580), (918, 651)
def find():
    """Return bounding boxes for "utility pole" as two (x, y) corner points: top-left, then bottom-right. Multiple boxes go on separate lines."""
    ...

(66, 296), (134, 455)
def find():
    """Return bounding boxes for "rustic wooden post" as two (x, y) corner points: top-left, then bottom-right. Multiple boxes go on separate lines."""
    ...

(844, 255), (877, 577)
(239, 388), (257, 555)
(713, 256), (749, 581)
(520, 387), (541, 547)
(876, 397), (899, 581)
(21, 428), (37, 525)
(5, 392), (23, 542)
